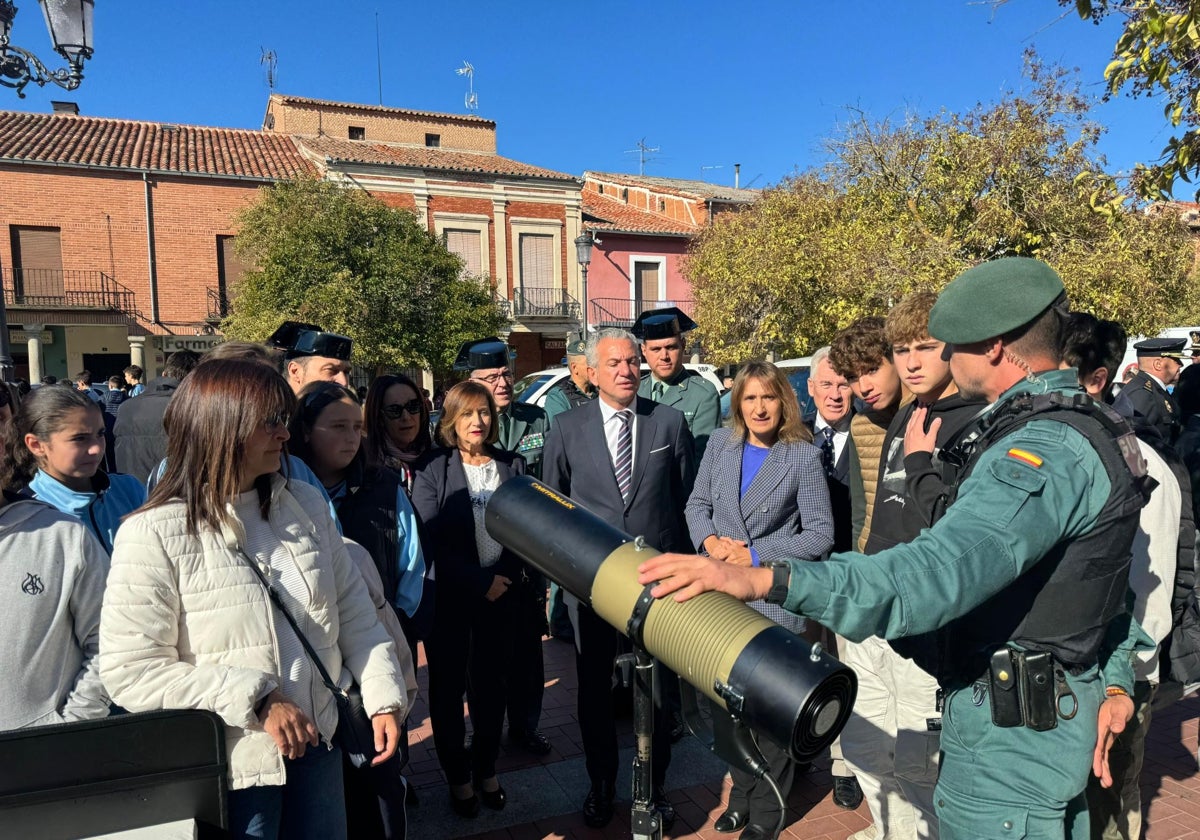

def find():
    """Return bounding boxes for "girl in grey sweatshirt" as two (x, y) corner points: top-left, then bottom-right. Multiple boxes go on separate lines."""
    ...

(0, 493), (110, 729)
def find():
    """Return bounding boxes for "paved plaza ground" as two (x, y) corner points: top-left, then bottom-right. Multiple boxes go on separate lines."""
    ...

(404, 634), (1200, 840)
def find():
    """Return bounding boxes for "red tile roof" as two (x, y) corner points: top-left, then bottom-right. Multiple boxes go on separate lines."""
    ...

(0, 111), (314, 179)
(269, 94), (495, 126)
(582, 190), (700, 236)
(585, 170), (760, 203)
(297, 136), (577, 181)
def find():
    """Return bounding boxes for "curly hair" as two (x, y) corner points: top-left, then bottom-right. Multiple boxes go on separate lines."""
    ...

(829, 316), (890, 379)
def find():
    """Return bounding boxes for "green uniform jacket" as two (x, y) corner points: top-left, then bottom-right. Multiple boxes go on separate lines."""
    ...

(638, 369), (720, 463)
(780, 369), (1146, 692)
(542, 377), (594, 421)
(496, 401), (551, 479)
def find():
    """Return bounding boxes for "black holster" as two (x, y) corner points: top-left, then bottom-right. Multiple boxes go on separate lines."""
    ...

(988, 647), (1059, 731)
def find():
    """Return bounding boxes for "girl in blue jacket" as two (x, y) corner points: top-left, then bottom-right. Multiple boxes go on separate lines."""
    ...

(13, 386), (145, 554)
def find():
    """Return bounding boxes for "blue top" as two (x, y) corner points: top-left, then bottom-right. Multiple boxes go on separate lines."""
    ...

(740, 441), (771, 566)
(29, 469), (146, 555)
(129, 384), (145, 397)
(328, 482), (426, 618)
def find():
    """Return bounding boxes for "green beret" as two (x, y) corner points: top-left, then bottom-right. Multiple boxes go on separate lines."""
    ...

(929, 257), (1066, 344)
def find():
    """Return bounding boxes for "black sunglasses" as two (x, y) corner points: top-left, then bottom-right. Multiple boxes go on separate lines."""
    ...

(382, 399), (424, 419)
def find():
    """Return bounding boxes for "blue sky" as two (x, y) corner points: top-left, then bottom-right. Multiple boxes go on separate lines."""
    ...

(3, 1), (1169, 189)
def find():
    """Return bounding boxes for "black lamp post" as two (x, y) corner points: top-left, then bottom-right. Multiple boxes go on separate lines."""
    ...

(0, 0), (94, 98)
(574, 230), (594, 335)
(0, 0), (93, 381)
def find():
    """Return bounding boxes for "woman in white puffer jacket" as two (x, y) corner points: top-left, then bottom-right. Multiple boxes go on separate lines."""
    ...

(99, 358), (407, 840)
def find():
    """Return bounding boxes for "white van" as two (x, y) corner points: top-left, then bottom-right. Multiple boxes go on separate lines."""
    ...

(513, 363), (726, 410)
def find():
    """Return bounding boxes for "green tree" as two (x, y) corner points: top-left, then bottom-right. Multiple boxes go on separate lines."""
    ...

(223, 177), (508, 377)
(1054, 0), (1200, 199)
(687, 59), (1198, 364)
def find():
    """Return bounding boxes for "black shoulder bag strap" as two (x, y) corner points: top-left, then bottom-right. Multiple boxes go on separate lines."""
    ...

(238, 547), (346, 701)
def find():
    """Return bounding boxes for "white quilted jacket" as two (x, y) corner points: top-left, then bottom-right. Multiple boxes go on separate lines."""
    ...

(99, 475), (405, 790)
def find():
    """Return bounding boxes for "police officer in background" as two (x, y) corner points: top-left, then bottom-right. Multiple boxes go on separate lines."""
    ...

(268, 320), (354, 391)
(639, 257), (1151, 839)
(634, 308), (721, 463)
(543, 339), (595, 421)
(1112, 337), (1187, 444)
(455, 338), (553, 756)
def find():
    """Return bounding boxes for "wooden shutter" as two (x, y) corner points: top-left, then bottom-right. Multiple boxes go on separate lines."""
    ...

(11, 226), (63, 297)
(444, 229), (483, 277)
(217, 236), (251, 291)
(634, 261), (659, 305)
(519, 233), (554, 289)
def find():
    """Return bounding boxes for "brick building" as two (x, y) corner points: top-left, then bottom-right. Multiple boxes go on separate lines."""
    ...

(0, 95), (585, 382)
(581, 171), (758, 338)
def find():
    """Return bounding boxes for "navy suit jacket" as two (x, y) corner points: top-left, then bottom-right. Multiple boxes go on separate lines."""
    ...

(685, 426), (834, 564)
(542, 396), (695, 554)
(411, 446), (525, 605)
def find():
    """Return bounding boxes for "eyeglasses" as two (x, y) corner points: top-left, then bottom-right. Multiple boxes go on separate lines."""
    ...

(473, 370), (514, 385)
(382, 399), (424, 420)
(261, 412), (291, 432)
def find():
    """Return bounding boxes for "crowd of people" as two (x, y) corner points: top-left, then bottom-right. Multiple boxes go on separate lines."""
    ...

(0, 262), (1197, 840)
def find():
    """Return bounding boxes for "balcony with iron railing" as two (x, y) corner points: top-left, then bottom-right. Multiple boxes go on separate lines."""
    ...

(2, 268), (140, 316)
(589, 297), (695, 328)
(207, 287), (230, 322)
(513, 286), (581, 320)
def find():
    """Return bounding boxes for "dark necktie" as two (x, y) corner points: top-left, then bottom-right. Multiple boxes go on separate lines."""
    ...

(614, 410), (633, 501)
(817, 426), (836, 478)
(652, 381), (665, 401)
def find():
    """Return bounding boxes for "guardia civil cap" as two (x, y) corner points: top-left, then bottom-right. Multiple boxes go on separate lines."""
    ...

(631, 306), (698, 341)
(267, 320), (353, 361)
(453, 337), (510, 372)
(928, 257), (1066, 344)
(1133, 337), (1188, 359)
(565, 339), (587, 357)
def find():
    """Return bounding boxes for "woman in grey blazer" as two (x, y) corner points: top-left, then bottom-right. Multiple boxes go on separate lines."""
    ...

(685, 361), (834, 840)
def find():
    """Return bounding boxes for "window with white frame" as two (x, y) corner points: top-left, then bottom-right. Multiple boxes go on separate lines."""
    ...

(444, 229), (483, 277)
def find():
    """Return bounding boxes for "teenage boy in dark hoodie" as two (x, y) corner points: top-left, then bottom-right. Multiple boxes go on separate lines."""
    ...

(840, 292), (986, 840)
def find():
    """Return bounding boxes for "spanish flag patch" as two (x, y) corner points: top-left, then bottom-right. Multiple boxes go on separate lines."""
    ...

(1007, 448), (1043, 468)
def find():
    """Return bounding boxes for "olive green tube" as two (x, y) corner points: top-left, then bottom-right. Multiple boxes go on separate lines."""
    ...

(485, 475), (857, 761)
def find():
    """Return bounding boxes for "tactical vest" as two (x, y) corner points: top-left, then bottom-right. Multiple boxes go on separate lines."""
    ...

(553, 377), (593, 410)
(929, 391), (1152, 685)
(335, 465), (402, 606)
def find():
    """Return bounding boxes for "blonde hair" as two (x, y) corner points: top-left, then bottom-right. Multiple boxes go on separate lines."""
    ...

(729, 361), (811, 444)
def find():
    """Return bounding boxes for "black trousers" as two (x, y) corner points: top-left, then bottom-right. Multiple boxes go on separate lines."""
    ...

(425, 592), (514, 785)
(575, 602), (671, 790)
(726, 728), (798, 826)
(504, 572), (547, 734)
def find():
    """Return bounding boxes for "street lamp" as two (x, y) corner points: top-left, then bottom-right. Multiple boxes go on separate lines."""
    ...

(0, 0), (94, 98)
(574, 230), (594, 335)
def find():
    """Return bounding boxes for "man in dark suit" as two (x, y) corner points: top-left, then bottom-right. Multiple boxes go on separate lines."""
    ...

(803, 345), (865, 812)
(542, 327), (696, 831)
(1113, 337), (1187, 444)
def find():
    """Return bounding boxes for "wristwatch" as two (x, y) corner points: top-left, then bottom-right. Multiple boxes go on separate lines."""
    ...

(762, 559), (791, 605)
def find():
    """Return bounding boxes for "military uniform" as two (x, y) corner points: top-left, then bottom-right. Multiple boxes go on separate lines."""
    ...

(761, 260), (1152, 839)
(638, 369), (721, 462)
(544, 376), (594, 420)
(1113, 369), (1180, 444)
(496, 401), (551, 480)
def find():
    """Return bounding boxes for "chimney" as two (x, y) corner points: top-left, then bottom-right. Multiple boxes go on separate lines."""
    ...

(734, 163), (741, 189)
(51, 101), (79, 116)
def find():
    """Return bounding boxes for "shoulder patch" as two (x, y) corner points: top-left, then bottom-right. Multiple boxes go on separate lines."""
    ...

(1006, 448), (1043, 468)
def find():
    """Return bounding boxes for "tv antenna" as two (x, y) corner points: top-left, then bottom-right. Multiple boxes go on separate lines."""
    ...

(700, 164), (723, 181)
(260, 48), (278, 90)
(624, 138), (660, 175)
(456, 60), (478, 111)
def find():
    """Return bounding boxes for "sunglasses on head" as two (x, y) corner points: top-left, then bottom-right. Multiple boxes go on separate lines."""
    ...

(382, 399), (424, 419)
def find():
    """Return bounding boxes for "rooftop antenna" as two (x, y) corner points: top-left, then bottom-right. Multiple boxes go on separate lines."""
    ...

(624, 138), (660, 175)
(375, 12), (383, 105)
(700, 164), (723, 181)
(260, 48), (278, 90)
(456, 61), (478, 111)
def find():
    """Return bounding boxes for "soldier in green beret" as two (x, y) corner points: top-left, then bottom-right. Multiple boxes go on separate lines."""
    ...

(634, 307), (721, 463)
(638, 257), (1154, 839)
(456, 337), (555, 756)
